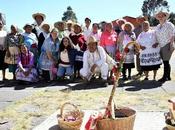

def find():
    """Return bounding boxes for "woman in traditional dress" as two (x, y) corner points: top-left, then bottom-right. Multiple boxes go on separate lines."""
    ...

(137, 21), (161, 80)
(16, 44), (38, 82)
(4, 25), (22, 80)
(38, 28), (60, 81)
(117, 22), (136, 80)
(22, 24), (38, 65)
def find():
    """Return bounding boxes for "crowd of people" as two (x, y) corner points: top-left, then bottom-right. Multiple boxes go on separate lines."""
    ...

(0, 11), (174, 86)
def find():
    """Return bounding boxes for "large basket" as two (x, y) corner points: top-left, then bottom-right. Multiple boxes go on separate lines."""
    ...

(58, 102), (84, 130)
(96, 107), (136, 130)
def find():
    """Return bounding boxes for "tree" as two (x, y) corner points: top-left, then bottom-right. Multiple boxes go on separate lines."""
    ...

(141, 0), (171, 26)
(62, 6), (77, 23)
(142, 0), (169, 17)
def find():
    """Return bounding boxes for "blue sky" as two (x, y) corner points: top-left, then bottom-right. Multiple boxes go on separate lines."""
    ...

(0, 0), (175, 30)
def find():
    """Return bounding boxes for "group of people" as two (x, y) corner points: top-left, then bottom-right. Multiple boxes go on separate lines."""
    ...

(0, 10), (174, 86)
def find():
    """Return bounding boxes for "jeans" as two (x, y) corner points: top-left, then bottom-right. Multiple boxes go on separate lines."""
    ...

(57, 66), (74, 77)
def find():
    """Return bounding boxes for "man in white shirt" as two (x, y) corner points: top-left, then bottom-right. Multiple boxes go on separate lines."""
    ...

(80, 36), (109, 87)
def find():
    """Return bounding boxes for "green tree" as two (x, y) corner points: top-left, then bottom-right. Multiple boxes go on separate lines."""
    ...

(141, 0), (171, 26)
(62, 6), (77, 23)
(142, 0), (169, 17)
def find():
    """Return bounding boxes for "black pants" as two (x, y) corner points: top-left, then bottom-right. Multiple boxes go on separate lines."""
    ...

(162, 61), (171, 79)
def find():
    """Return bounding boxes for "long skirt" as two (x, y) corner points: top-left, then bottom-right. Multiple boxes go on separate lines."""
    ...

(16, 68), (38, 82)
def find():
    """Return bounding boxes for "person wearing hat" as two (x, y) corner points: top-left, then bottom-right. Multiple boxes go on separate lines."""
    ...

(65, 20), (74, 37)
(32, 12), (46, 38)
(80, 36), (109, 86)
(22, 23), (38, 65)
(0, 20), (7, 81)
(154, 11), (175, 82)
(54, 21), (66, 41)
(38, 23), (50, 55)
(117, 22), (136, 80)
(69, 23), (87, 79)
(83, 17), (92, 41)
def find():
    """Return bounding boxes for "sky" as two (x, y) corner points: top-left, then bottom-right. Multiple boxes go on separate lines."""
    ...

(0, 0), (175, 30)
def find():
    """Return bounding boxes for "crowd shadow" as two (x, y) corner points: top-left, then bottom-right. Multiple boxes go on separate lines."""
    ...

(0, 76), (165, 91)
(119, 78), (164, 91)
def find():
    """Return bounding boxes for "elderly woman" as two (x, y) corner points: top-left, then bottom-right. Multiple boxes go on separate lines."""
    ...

(137, 21), (161, 80)
(16, 44), (38, 83)
(0, 20), (7, 81)
(80, 36), (109, 87)
(155, 11), (175, 82)
(22, 24), (38, 65)
(117, 22), (136, 80)
(100, 22), (117, 58)
(38, 28), (60, 81)
(4, 25), (22, 80)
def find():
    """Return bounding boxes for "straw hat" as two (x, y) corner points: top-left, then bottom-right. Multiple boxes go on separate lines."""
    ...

(41, 23), (50, 29)
(155, 11), (170, 20)
(87, 36), (98, 45)
(66, 20), (73, 25)
(32, 12), (46, 20)
(54, 21), (66, 28)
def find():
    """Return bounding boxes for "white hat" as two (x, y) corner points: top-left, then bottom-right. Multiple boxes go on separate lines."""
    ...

(87, 36), (98, 45)
(32, 12), (46, 20)
(155, 11), (170, 20)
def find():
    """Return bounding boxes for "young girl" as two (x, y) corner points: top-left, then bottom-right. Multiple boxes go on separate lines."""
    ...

(57, 37), (77, 81)
(16, 44), (38, 82)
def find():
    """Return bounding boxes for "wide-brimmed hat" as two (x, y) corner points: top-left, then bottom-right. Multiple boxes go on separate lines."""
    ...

(66, 20), (73, 25)
(41, 23), (50, 29)
(23, 23), (33, 30)
(155, 11), (170, 20)
(54, 21), (66, 28)
(87, 36), (98, 45)
(32, 13), (46, 20)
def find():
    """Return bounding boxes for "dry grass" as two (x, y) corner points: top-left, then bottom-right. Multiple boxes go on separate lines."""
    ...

(0, 88), (174, 130)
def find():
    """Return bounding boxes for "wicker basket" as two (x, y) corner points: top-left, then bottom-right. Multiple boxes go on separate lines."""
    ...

(166, 119), (175, 130)
(96, 107), (136, 130)
(58, 102), (84, 130)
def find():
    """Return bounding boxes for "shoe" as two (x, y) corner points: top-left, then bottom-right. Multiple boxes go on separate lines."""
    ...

(167, 77), (171, 81)
(122, 76), (128, 81)
(128, 76), (132, 80)
(144, 77), (149, 80)
(101, 80), (108, 87)
(158, 77), (167, 82)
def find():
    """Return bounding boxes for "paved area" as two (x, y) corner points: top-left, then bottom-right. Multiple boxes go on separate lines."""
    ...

(33, 110), (166, 130)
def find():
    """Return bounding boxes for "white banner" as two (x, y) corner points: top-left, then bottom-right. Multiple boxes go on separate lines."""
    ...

(140, 48), (162, 66)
